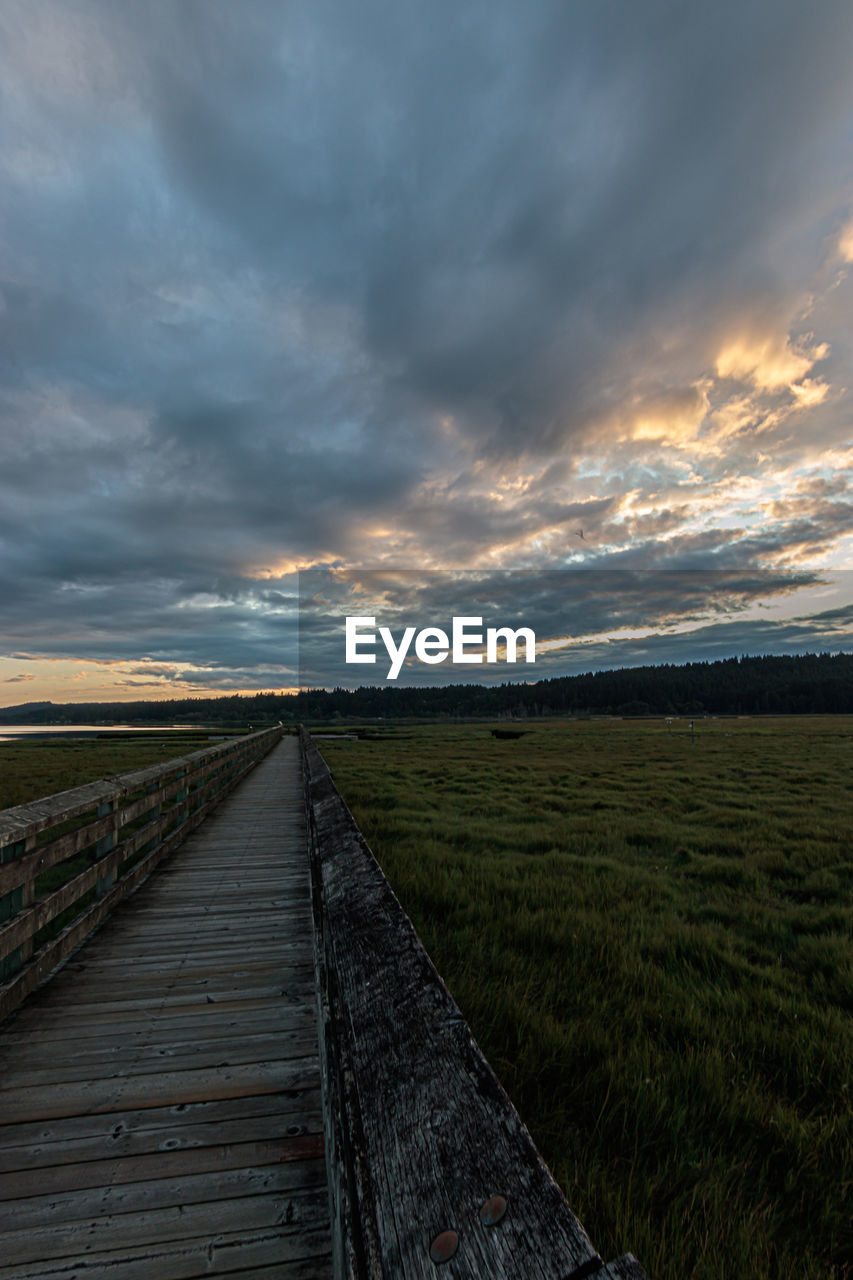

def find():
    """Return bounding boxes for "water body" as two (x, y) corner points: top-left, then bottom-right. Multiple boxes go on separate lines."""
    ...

(0, 724), (205, 742)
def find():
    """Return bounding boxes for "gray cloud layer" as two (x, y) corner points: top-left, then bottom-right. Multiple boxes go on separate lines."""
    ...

(2, 1), (853, 695)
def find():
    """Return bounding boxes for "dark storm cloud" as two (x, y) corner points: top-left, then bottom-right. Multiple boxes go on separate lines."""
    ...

(110, 0), (853, 448)
(1, 0), (853, 693)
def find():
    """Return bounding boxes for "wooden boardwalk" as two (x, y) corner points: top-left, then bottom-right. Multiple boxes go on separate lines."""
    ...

(0, 737), (333, 1279)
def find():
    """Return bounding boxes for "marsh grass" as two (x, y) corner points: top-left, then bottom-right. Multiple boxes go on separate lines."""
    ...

(320, 716), (853, 1280)
(0, 734), (222, 812)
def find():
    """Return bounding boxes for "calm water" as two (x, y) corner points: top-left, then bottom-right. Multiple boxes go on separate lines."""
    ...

(0, 724), (204, 742)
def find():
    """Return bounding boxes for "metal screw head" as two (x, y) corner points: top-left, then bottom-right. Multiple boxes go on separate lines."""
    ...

(429, 1230), (459, 1263)
(479, 1194), (507, 1226)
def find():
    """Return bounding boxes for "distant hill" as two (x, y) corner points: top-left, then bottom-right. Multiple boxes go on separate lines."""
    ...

(2, 652), (853, 724)
(0, 701), (55, 717)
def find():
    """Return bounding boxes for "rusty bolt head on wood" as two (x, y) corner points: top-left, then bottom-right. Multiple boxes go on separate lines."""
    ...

(429, 1230), (459, 1263)
(479, 1194), (508, 1226)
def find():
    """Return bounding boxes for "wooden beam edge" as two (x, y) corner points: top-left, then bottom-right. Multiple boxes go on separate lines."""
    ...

(299, 727), (651, 1280)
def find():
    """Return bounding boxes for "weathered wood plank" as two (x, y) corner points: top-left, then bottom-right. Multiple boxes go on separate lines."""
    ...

(0, 1048), (320, 1125)
(0, 1029), (322, 1088)
(0, 1134), (325, 1200)
(0, 1187), (330, 1265)
(52, 933), (313, 960)
(61, 931), (314, 964)
(0, 1097), (323, 1172)
(6, 982), (314, 1021)
(0, 1225), (334, 1279)
(218, 1265), (334, 1280)
(2, 986), (318, 1036)
(0, 1159), (328, 1231)
(29, 954), (308, 988)
(0, 1004), (316, 1053)
(0, 1085), (306, 1136)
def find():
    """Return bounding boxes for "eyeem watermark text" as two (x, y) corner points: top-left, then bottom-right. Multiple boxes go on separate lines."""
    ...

(345, 616), (536, 680)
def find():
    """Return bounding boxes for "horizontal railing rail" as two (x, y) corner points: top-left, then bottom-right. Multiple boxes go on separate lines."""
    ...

(0, 726), (283, 1023)
(300, 726), (649, 1280)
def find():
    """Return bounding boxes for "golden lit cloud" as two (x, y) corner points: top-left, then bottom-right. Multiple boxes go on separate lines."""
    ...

(790, 378), (830, 407)
(628, 385), (710, 443)
(707, 392), (765, 442)
(838, 217), (853, 264)
(245, 556), (326, 580)
(715, 332), (820, 391)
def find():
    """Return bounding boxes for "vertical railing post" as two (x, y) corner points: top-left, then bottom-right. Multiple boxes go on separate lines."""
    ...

(95, 800), (117, 900)
(142, 781), (161, 855)
(174, 766), (188, 834)
(0, 836), (34, 979)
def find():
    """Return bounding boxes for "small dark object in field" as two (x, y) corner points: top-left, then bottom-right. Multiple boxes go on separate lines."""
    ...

(490, 729), (527, 740)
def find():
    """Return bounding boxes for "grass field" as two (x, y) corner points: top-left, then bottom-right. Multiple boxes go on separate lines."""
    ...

(0, 733), (227, 811)
(319, 716), (853, 1280)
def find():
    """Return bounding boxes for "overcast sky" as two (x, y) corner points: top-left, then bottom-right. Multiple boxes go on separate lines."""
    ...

(2, 0), (853, 702)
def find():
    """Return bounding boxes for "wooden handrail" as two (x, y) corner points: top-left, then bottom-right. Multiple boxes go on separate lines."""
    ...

(0, 727), (283, 1023)
(300, 727), (649, 1280)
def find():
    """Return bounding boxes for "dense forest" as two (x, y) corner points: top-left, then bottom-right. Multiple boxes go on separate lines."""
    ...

(2, 652), (853, 724)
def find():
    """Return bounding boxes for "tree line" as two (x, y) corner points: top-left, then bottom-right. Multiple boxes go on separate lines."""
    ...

(3, 652), (853, 725)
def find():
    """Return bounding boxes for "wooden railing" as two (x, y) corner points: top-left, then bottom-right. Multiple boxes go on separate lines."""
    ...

(0, 726), (282, 1023)
(300, 727), (649, 1280)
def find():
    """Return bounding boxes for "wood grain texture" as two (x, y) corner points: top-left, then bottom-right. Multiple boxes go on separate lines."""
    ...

(0, 736), (332, 1279)
(301, 728), (649, 1280)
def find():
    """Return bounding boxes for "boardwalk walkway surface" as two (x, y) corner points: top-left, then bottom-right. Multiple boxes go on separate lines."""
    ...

(0, 737), (333, 1279)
